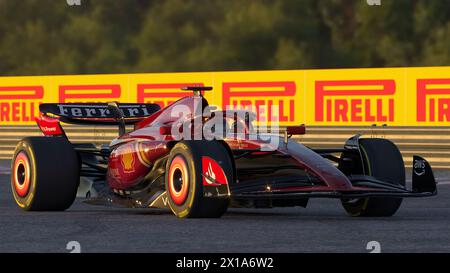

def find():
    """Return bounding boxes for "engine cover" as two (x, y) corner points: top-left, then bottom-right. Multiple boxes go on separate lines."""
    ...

(107, 141), (168, 190)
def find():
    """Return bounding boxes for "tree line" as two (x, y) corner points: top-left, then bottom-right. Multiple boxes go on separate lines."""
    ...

(0, 0), (449, 75)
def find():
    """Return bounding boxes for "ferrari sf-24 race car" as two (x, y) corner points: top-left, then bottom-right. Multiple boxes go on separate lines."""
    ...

(11, 86), (437, 218)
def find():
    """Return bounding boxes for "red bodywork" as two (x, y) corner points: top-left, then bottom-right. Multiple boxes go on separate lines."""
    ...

(106, 96), (204, 189)
(103, 95), (360, 193)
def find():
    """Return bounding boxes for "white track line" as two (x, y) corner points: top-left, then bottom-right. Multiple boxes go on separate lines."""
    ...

(1, 167), (450, 185)
(0, 166), (10, 175)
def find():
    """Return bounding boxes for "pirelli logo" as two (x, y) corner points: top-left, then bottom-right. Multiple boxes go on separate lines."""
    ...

(0, 86), (44, 122)
(315, 80), (396, 123)
(59, 84), (121, 103)
(417, 79), (450, 122)
(222, 81), (296, 122)
(0, 67), (449, 126)
(137, 83), (204, 108)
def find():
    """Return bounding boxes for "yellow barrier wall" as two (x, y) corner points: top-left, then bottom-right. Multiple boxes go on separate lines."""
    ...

(0, 67), (449, 126)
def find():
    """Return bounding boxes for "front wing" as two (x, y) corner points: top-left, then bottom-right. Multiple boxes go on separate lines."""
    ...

(231, 156), (437, 200)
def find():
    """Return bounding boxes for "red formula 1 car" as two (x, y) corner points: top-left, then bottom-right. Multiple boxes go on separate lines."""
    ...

(11, 87), (437, 218)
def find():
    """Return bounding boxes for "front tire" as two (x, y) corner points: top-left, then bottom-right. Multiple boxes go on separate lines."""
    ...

(165, 141), (232, 218)
(11, 137), (80, 211)
(340, 138), (405, 217)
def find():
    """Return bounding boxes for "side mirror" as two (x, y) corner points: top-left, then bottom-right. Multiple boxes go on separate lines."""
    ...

(283, 124), (306, 145)
(286, 124), (306, 135)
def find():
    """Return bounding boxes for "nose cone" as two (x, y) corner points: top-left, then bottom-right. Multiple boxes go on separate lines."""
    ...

(284, 140), (353, 190)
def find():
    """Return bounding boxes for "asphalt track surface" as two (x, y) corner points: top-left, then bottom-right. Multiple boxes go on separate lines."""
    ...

(1, 160), (449, 253)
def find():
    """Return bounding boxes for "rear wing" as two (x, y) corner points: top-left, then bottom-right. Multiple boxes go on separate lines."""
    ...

(36, 103), (161, 136)
(39, 103), (161, 125)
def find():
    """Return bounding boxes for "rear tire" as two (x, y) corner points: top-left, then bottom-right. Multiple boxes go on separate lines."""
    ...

(165, 141), (232, 218)
(340, 138), (405, 217)
(11, 137), (80, 211)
